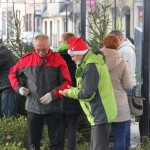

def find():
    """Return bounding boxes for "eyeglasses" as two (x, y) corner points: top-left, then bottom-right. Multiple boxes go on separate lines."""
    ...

(35, 48), (49, 53)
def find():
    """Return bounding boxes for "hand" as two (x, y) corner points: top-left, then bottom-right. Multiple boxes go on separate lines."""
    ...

(19, 87), (30, 96)
(59, 89), (69, 97)
(40, 93), (52, 105)
(67, 85), (72, 89)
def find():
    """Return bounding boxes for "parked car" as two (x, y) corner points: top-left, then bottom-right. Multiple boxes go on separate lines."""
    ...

(21, 31), (41, 44)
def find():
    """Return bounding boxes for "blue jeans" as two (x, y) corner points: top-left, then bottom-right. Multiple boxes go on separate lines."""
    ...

(0, 91), (20, 117)
(112, 120), (131, 150)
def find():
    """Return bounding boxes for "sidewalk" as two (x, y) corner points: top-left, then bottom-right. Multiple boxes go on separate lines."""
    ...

(130, 117), (141, 148)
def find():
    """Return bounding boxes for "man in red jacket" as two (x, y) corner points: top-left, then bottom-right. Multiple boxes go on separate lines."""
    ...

(9, 34), (72, 150)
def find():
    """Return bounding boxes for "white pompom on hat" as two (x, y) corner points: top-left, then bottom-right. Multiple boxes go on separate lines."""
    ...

(68, 37), (88, 55)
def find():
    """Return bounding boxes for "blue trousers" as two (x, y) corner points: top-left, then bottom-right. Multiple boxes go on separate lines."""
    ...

(112, 120), (131, 150)
(0, 91), (20, 117)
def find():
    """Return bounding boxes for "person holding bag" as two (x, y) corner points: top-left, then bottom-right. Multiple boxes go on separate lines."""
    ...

(101, 34), (133, 150)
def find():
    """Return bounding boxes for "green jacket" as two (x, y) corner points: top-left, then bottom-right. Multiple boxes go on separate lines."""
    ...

(68, 50), (117, 126)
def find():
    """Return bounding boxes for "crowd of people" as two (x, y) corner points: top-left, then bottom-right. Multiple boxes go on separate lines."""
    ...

(0, 30), (137, 150)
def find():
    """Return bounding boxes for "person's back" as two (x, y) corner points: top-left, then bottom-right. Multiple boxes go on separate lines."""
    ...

(57, 32), (81, 150)
(109, 30), (136, 86)
(0, 40), (20, 117)
(101, 34), (133, 150)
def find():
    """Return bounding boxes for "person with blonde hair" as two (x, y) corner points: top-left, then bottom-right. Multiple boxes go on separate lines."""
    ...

(101, 34), (133, 150)
(9, 34), (72, 150)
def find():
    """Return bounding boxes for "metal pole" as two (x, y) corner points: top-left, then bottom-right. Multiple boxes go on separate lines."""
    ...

(24, 0), (27, 31)
(140, 0), (150, 137)
(66, 1), (68, 32)
(33, 0), (35, 32)
(7, 0), (9, 43)
(81, 0), (86, 38)
(0, 0), (1, 37)
(114, 0), (116, 29)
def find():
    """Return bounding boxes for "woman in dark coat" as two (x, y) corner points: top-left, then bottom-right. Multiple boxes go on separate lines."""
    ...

(58, 32), (82, 150)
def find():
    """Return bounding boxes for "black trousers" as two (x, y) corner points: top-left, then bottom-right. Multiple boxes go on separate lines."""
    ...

(61, 114), (80, 150)
(27, 112), (62, 150)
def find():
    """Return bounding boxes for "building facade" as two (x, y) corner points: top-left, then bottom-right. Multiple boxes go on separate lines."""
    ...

(0, 0), (143, 48)
(41, 0), (80, 51)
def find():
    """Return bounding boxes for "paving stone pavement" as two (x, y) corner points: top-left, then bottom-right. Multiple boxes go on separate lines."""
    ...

(130, 118), (141, 148)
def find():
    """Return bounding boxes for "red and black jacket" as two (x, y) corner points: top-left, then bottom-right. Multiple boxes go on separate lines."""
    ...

(9, 49), (72, 114)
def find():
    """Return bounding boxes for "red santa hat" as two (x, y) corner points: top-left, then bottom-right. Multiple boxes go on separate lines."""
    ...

(68, 37), (88, 55)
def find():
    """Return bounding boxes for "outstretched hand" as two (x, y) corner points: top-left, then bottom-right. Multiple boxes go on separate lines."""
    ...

(59, 89), (69, 97)
(59, 85), (72, 96)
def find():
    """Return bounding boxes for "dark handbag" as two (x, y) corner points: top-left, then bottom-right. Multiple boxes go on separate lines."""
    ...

(128, 86), (144, 116)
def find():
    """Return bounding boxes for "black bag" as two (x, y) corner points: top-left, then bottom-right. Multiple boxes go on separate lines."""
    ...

(128, 86), (144, 116)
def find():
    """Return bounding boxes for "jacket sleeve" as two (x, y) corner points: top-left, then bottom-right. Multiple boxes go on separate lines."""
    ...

(68, 64), (99, 101)
(8, 58), (25, 92)
(52, 55), (72, 99)
(121, 60), (133, 90)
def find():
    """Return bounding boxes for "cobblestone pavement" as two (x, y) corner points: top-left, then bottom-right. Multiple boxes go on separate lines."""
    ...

(131, 119), (141, 148)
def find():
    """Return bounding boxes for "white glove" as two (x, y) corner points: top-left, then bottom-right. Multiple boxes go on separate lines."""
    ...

(40, 93), (52, 105)
(19, 87), (30, 96)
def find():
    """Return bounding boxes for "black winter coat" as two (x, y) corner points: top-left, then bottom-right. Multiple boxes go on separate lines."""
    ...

(0, 46), (16, 92)
(60, 50), (82, 115)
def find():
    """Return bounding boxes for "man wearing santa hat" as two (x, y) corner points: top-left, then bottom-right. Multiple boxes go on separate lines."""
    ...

(59, 37), (117, 150)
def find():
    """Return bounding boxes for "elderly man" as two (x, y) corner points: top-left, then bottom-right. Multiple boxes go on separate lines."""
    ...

(9, 34), (72, 150)
(109, 30), (137, 149)
(59, 37), (117, 150)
